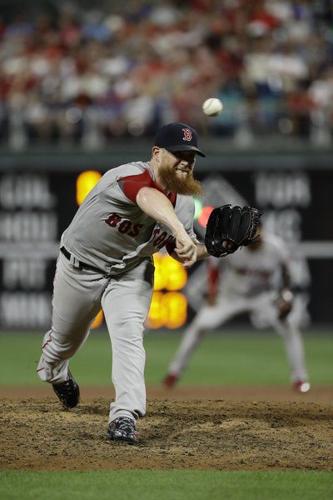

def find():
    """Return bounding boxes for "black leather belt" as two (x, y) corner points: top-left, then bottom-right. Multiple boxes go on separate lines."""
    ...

(60, 247), (103, 273)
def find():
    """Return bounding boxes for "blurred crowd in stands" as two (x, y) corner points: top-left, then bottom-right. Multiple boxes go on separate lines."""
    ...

(0, 0), (332, 148)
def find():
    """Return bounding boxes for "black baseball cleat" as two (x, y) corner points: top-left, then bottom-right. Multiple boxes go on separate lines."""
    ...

(52, 370), (80, 409)
(107, 417), (138, 444)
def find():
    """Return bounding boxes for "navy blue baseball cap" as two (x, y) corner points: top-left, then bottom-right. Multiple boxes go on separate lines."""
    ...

(154, 122), (206, 157)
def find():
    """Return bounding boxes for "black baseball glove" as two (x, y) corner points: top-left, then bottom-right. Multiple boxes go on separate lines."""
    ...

(204, 204), (261, 257)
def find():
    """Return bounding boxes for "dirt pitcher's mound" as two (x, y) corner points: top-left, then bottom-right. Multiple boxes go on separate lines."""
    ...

(1, 399), (332, 471)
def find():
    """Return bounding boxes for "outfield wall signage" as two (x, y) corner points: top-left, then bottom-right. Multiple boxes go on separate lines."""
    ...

(0, 168), (332, 330)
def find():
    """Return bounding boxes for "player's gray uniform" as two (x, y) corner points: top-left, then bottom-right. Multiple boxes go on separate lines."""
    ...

(37, 161), (196, 422)
(168, 233), (309, 384)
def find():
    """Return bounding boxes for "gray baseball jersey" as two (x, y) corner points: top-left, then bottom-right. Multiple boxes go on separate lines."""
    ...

(61, 161), (197, 275)
(219, 232), (290, 297)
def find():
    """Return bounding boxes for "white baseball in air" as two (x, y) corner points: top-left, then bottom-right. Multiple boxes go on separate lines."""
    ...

(202, 98), (223, 116)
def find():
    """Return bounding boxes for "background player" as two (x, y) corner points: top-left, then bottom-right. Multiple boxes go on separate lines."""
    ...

(163, 225), (310, 393)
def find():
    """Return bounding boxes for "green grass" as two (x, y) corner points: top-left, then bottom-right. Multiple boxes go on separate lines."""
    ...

(1, 334), (332, 496)
(0, 471), (332, 500)
(0, 330), (332, 387)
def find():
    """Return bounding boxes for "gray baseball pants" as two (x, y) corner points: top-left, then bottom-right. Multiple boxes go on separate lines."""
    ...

(37, 252), (154, 422)
(168, 291), (308, 383)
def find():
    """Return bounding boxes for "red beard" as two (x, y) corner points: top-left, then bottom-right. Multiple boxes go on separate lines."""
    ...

(158, 163), (202, 196)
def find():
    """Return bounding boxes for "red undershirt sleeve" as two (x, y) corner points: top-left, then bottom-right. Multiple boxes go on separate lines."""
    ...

(117, 170), (156, 203)
(118, 170), (177, 207)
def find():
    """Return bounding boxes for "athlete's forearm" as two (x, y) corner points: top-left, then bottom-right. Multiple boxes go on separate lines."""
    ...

(136, 187), (185, 237)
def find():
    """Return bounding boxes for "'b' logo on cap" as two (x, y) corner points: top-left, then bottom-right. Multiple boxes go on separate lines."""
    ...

(182, 128), (192, 142)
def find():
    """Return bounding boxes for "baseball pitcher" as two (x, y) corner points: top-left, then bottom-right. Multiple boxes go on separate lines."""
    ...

(37, 122), (260, 444)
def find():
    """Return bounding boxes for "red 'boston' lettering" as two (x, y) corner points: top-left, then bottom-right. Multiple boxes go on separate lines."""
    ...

(118, 220), (132, 234)
(105, 212), (143, 238)
(105, 213), (121, 227)
(128, 223), (143, 237)
(154, 231), (168, 247)
(164, 235), (176, 254)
